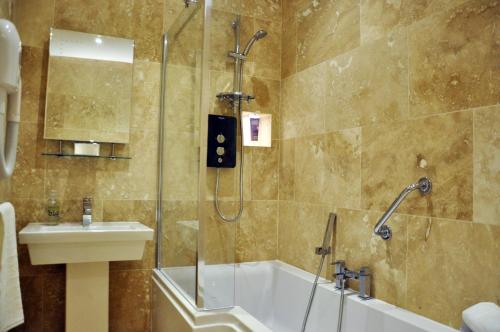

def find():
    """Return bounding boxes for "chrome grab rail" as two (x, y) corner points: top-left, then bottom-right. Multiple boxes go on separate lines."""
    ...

(373, 177), (432, 240)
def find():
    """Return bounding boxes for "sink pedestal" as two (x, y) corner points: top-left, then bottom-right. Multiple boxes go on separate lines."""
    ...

(67, 262), (109, 332)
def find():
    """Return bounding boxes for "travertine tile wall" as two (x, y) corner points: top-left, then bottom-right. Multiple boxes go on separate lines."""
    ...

(201, 0), (282, 265)
(11, 0), (162, 330)
(279, 0), (499, 328)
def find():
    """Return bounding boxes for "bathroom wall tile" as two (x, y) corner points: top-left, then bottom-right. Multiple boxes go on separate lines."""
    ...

(167, 8), (204, 68)
(296, 0), (360, 72)
(54, 0), (163, 61)
(323, 128), (361, 209)
(251, 142), (279, 200)
(163, 0), (186, 32)
(278, 201), (330, 275)
(280, 62), (326, 139)
(473, 105), (500, 226)
(0, 0), (12, 19)
(109, 270), (152, 332)
(204, 201), (237, 264)
(20, 46), (47, 124)
(11, 122), (45, 199)
(242, 76), (281, 139)
(165, 64), (198, 133)
(236, 200), (278, 262)
(103, 200), (156, 270)
(335, 208), (407, 307)
(42, 273), (65, 332)
(131, 61), (160, 130)
(360, 0), (468, 44)
(45, 158), (96, 201)
(279, 138), (294, 200)
(95, 129), (158, 201)
(406, 218), (500, 328)
(209, 9), (253, 72)
(325, 29), (409, 132)
(249, 18), (281, 80)
(13, 0), (54, 48)
(161, 200), (198, 267)
(243, 0), (281, 22)
(281, 10), (297, 78)
(362, 111), (473, 220)
(294, 134), (326, 204)
(408, 0), (500, 117)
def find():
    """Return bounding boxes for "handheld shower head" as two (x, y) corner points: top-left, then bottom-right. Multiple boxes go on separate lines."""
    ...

(242, 30), (268, 56)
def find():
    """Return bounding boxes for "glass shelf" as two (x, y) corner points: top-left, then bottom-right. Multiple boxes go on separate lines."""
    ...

(41, 152), (131, 160)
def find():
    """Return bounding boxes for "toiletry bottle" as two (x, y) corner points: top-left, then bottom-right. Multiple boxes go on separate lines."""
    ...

(47, 190), (60, 225)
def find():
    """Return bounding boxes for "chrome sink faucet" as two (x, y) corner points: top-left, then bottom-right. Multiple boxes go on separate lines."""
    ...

(82, 197), (92, 226)
(334, 260), (371, 300)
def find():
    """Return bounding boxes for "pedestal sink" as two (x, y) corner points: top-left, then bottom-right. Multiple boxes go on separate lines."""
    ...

(18, 222), (154, 332)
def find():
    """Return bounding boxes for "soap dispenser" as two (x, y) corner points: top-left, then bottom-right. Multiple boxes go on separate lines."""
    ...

(46, 190), (60, 225)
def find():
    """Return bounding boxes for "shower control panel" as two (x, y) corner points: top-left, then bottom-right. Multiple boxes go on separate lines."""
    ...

(207, 114), (237, 168)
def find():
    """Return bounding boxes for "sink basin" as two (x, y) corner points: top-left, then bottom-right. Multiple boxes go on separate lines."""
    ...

(18, 221), (154, 332)
(19, 221), (154, 264)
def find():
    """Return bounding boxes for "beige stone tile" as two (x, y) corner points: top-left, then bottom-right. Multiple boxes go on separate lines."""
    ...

(279, 138), (294, 200)
(164, 64), (197, 133)
(360, 0), (469, 44)
(248, 18), (281, 80)
(167, 6), (204, 67)
(280, 62), (327, 139)
(20, 46), (47, 124)
(408, 0), (500, 117)
(281, 10), (297, 78)
(406, 218), (500, 328)
(324, 128), (361, 209)
(42, 273), (65, 332)
(0, 0), (12, 19)
(251, 141), (279, 200)
(204, 201), (237, 264)
(54, 0), (163, 61)
(161, 200), (198, 267)
(296, 0), (359, 72)
(109, 270), (151, 332)
(243, 0), (281, 21)
(294, 134), (326, 204)
(473, 105), (500, 225)
(11, 122), (45, 199)
(335, 208), (407, 307)
(163, 0), (186, 32)
(325, 29), (409, 131)
(241, 76), (281, 139)
(278, 201), (330, 275)
(13, 0), (54, 48)
(209, 10), (254, 72)
(236, 200), (278, 262)
(362, 111), (473, 220)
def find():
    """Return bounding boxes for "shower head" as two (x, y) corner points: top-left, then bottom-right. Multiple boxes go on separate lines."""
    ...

(242, 30), (268, 56)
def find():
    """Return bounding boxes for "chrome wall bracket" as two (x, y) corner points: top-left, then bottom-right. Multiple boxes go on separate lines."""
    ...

(374, 177), (432, 240)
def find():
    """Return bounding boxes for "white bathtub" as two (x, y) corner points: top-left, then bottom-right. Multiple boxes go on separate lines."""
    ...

(152, 260), (457, 332)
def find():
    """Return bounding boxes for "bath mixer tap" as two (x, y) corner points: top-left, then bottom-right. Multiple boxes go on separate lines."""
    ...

(334, 260), (371, 300)
(82, 197), (92, 226)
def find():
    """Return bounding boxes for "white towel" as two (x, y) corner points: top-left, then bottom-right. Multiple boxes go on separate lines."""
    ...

(0, 202), (23, 331)
(463, 302), (500, 332)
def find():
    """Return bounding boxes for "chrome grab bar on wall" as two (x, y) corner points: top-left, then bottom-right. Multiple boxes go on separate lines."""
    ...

(373, 177), (432, 240)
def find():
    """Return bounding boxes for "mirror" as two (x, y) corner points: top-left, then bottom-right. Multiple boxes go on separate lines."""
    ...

(44, 28), (134, 144)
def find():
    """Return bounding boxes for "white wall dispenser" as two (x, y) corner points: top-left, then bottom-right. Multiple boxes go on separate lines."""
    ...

(0, 19), (22, 179)
(241, 111), (272, 147)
